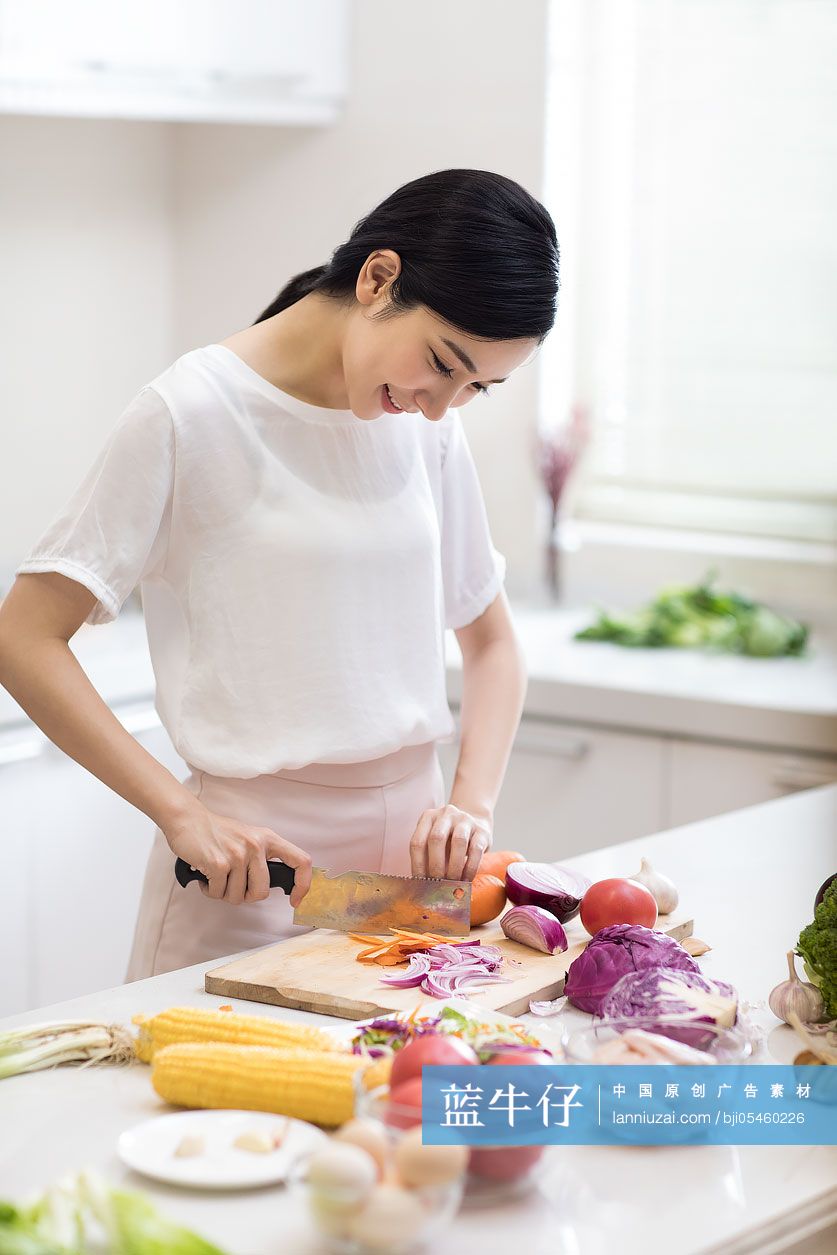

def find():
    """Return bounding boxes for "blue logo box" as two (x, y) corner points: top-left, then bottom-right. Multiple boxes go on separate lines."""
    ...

(420, 1064), (837, 1146)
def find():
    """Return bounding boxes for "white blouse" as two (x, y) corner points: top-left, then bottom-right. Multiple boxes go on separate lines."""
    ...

(16, 344), (506, 777)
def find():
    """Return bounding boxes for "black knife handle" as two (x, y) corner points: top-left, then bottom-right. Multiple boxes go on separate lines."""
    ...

(174, 857), (296, 895)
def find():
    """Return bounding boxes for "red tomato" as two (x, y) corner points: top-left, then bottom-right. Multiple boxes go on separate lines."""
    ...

(484, 1048), (554, 1067)
(390, 1033), (479, 1091)
(468, 1144), (545, 1181)
(580, 878), (657, 934)
(385, 1078), (424, 1130)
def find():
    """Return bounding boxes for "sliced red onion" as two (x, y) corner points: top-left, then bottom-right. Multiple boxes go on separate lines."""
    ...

(505, 861), (591, 923)
(379, 940), (507, 1000)
(378, 952), (433, 987)
(501, 905), (568, 954)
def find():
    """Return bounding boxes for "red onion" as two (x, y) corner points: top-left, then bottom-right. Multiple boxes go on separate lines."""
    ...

(501, 905), (568, 954)
(378, 941), (507, 1000)
(505, 861), (591, 923)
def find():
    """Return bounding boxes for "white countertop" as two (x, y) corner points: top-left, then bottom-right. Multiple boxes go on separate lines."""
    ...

(2, 785), (835, 1255)
(448, 605), (837, 755)
(4, 603), (834, 756)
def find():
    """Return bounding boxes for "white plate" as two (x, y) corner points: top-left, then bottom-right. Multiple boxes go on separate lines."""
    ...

(118, 1109), (328, 1190)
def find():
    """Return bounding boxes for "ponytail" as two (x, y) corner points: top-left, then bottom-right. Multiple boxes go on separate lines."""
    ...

(252, 264), (331, 325)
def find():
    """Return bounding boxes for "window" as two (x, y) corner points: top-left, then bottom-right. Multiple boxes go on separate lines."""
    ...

(543, 0), (837, 544)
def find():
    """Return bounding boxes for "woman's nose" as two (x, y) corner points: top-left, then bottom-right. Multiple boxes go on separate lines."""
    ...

(418, 386), (465, 422)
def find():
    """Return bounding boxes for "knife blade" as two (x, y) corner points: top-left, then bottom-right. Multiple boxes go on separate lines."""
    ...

(174, 858), (472, 936)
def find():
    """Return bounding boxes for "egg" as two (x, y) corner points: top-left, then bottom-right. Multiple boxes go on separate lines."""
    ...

(305, 1143), (377, 1213)
(394, 1127), (469, 1188)
(346, 1184), (426, 1253)
(332, 1118), (390, 1178)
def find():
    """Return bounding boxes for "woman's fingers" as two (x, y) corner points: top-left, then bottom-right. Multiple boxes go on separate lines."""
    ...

(445, 821), (473, 880)
(462, 828), (490, 881)
(264, 831), (312, 909)
(409, 809), (436, 878)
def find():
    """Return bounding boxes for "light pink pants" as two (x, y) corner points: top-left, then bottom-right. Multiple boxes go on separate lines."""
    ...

(124, 741), (445, 981)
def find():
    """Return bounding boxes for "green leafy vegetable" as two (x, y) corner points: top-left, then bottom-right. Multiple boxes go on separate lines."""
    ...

(0, 1171), (228, 1255)
(574, 571), (808, 657)
(797, 881), (837, 1019)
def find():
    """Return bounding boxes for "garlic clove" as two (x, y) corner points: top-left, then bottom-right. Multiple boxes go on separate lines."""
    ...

(627, 857), (679, 915)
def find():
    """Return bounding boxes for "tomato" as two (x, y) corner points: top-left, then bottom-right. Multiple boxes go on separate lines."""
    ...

(580, 877), (657, 934)
(390, 1033), (479, 1091)
(468, 1144), (545, 1181)
(384, 1078), (424, 1129)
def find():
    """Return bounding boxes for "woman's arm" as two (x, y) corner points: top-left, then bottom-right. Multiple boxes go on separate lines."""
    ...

(409, 589), (527, 879)
(0, 572), (312, 906)
(448, 588), (527, 821)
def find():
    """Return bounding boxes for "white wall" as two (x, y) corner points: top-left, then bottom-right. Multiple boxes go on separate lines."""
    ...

(168, 0), (551, 596)
(0, 0), (552, 599)
(0, 116), (175, 570)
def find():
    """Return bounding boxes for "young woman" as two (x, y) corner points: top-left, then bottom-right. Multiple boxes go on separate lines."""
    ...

(0, 168), (559, 979)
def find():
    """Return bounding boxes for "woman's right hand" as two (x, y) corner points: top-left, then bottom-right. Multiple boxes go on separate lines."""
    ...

(164, 803), (313, 908)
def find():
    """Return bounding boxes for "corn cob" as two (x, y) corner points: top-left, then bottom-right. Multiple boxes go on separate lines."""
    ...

(132, 1006), (337, 1064)
(151, 1042), (366, 1127)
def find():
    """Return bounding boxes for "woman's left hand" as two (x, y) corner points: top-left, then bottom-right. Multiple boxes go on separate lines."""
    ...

(409, 803), (492, 881)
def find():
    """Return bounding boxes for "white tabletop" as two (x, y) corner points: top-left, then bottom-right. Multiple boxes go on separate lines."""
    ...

(1, 785), (836, 1255)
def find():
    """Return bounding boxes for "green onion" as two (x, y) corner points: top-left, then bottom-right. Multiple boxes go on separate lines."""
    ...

(0, 1020), (135, 1079)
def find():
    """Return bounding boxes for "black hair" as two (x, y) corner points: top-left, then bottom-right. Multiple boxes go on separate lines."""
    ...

(252, 168), (559, 345)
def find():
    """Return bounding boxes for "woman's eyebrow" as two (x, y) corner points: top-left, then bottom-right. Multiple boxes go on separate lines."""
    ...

(439, 337), (508, 384)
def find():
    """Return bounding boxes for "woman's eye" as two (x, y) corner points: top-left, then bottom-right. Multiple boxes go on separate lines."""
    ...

(431, 353), (491, 395)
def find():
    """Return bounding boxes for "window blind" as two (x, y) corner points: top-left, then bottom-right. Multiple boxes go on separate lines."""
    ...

(543, 0), (837, 543)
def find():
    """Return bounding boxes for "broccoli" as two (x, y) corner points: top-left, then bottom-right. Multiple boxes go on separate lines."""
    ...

(574, 571), (809, 658)
(797, 881), (837, 1019)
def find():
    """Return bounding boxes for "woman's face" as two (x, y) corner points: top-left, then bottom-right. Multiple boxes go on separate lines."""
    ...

(343, 249), (540, 422)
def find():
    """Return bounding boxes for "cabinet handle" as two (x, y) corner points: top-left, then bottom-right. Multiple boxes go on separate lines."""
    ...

(0, 735), (45, 766)
(771, 761), (837, 792)
(449, 714), (591, 762)
(513, 731), (591, 760)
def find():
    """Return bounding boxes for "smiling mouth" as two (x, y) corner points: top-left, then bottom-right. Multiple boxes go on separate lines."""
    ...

(384, 383), (405, 412)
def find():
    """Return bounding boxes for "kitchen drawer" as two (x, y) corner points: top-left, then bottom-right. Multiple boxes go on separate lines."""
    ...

(438, 713), (667, 861)
(665, 738), (837, 828)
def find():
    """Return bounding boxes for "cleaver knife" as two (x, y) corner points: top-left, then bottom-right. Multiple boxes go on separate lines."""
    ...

(174, 857), (471, 936)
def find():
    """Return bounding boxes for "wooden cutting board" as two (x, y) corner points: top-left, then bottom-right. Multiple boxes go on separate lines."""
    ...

(205, 910), (695, 1021)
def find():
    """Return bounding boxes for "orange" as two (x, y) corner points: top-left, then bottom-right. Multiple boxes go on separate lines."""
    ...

(469, 874), (507, 926)
(478, 849), (527, 881)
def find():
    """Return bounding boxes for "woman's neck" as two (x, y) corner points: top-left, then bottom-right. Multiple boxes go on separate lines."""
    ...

(221, 293), (351, 409)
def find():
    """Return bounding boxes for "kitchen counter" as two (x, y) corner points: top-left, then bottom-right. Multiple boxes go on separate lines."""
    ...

(4, 603), (833, 757)
(448, 605), (837, 755)
(2, 785), (835, 1255)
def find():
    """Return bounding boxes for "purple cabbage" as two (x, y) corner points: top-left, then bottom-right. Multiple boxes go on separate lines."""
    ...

(564, 924), (700, 1014)
(600, 966), (739, 1050)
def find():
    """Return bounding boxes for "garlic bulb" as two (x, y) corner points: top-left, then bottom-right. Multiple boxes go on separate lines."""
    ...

(628, 857), (679, 915)
(769, 951), (825, 1026)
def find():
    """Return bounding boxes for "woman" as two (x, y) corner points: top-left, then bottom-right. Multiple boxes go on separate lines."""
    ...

(0, 168), (559, 979)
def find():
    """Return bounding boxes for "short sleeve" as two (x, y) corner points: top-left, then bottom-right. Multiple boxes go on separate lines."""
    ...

(15, 385), (175, 626)
(439, 410), (507, 630)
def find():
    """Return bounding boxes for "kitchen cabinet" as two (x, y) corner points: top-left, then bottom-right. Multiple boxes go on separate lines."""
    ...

(438, 714), (667, 860)
(665, 738), (837, 829)
(439, 711), (837, 862)
(0, 729), (39, 1016)
(0, 703), (185, 1017)
(0, 0), (349, 124)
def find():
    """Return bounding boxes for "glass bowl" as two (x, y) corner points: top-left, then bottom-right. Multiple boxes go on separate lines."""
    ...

(355, 1076), (548, 1209)
(561, 1014), (754, 1064)
(286, 1077), (465, 1255)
